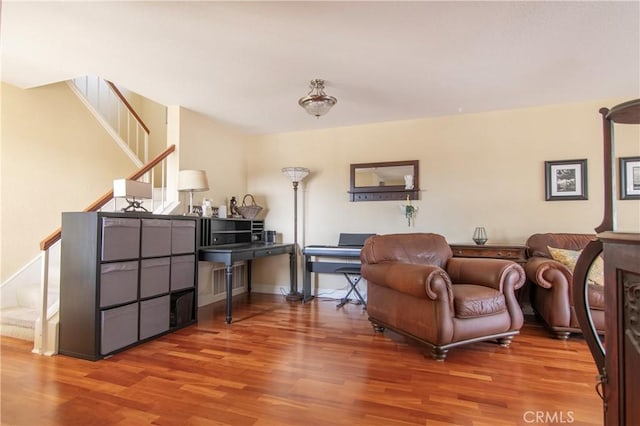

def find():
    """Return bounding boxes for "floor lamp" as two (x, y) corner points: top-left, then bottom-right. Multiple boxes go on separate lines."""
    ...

(282, 166), (310, 301)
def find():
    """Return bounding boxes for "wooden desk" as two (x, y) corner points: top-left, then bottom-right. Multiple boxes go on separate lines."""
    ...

(449, 243), (527, 263)
(199, 242), (295, 324)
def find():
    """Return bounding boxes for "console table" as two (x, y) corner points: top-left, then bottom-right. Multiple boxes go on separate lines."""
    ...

(199, 242), (295, 324)
(449, 243), (527, 263)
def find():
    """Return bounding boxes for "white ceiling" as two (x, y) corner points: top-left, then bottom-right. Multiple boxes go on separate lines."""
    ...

(2, 1), (639, 135)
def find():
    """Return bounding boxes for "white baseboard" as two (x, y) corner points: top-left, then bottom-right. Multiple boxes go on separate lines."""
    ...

(251, 283), (367, 301)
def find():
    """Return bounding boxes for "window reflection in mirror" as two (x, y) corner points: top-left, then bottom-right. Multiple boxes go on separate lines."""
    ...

(354, 165), (415, 188)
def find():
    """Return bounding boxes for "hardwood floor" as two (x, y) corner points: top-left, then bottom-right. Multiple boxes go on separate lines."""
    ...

(2, 294), (603, 425)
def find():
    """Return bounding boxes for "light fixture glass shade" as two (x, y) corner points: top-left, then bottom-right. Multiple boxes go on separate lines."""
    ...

(177, 170), (209, 192)
(298, 79), (337, 118)
(282, 167), (310, 183)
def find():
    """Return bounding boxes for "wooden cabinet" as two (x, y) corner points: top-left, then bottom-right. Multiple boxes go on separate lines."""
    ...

(59, 212), (198, 361)
(573, 99), (640, 426)
(449, 243), (527, 263)
(600, 232), (640, 425)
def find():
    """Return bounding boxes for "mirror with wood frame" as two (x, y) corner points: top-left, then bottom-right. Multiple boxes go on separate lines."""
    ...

(349, 160), (419, 202)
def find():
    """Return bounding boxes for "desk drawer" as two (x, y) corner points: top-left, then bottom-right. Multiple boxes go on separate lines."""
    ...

(254, 246), (289, 258)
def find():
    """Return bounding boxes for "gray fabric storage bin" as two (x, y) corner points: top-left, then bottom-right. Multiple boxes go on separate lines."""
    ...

(99, 261), (139, 308)
(100, 303), (138, 355)
(140, 257), (170, 298)
(170, 255), (195, 290)
(139, 295), (170, 340)
(171, 220), (196, 254)
(141, 219), (171, 258)
(101, 218), (140, 261)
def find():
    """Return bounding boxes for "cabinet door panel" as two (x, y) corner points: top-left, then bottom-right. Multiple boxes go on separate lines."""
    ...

(172, 220), (196, 254)
(101, 218), (140, 261)
(101, 303), (138, 355)
(140, 257), (170, 298)
(140, 296), (170, 340)
(171, 255), (195, 291)
(141, 219), (171, 258)
(99, 261), (138, 307)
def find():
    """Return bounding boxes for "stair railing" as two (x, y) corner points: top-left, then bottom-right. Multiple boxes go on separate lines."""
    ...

(34, 144), (177, 355)
(70, 76), (149, 166)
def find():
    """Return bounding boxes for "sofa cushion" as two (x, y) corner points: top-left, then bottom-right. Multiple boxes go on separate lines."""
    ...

(452, 284), (506, 318)
(548, 246), (604, 286)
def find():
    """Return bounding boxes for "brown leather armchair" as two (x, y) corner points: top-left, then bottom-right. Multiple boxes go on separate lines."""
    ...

(360, 233), (525, 360)
(525, 233), (605, 339)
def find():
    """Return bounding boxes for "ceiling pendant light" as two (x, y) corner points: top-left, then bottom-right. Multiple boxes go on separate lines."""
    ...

(298, 79), (337, 118)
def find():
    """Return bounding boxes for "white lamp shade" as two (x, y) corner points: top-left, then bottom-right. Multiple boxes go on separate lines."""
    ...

(282, 167), (310, 183)
(113, 179), (152, 199)
(178, 170), (209, 192)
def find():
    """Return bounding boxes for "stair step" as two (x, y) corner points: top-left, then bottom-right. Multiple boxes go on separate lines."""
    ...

(0, 306), (37, 341)
(16, 282), (59, 310)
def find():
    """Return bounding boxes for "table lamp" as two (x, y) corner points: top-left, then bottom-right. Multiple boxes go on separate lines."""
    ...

(113, 179), (152, 212)
(178, 169), (209, 215)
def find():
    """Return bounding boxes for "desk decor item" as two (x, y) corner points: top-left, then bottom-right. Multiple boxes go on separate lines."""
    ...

(620, 156), (640, 200)
(473, 227), (488, 245)
(237, 194), (263, 219)
(545, 159), (588, 201)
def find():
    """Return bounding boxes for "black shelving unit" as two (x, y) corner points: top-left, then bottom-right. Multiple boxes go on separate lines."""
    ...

(58, 212), (198, 361)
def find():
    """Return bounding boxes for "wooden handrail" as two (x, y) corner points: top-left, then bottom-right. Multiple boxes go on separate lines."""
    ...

(105, 80), (150, 134)
(39, 144), (176, 251)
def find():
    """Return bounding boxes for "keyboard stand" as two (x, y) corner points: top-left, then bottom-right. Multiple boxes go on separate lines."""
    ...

(336, 272), (367, 309)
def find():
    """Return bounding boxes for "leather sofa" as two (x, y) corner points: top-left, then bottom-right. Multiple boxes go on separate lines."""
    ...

(524, 233), (605, 339)
(360, 233), (525, 360)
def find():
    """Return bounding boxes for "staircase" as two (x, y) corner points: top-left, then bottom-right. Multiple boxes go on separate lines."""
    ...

(0, 244), (59, 341)
(0, 77), (179, 355)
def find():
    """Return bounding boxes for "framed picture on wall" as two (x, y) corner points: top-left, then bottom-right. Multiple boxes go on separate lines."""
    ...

(545, 159), (588, 201)
(620, 156), (640, 200)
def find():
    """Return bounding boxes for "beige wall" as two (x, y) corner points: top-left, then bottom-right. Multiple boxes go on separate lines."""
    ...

(2, 82), (638, 296)
(246, 99), (640, 292)
(1, 82), (135, 280)
(176, 107), (250, 210)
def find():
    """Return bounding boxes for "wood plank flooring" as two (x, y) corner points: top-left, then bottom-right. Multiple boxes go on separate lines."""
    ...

(2, 294), (603, 425)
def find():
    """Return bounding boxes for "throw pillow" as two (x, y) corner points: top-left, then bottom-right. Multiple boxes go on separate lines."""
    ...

(547, 246), (604, 286)
(587, 256), (604, 286)
(547, 246), (581, 270)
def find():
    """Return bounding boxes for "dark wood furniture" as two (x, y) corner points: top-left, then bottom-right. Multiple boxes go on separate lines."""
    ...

(59, 212), (198, 361)
(199, 243), (295, 324)
(349, 160), (419, 201)
(449, 243), (527, 263)
(599, 232), (640, 425)
(573, 98), (640, 426)
(198, 217), (295, 324)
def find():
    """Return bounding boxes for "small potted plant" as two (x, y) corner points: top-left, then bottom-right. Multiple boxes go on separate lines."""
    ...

(400, 195), (418, 227)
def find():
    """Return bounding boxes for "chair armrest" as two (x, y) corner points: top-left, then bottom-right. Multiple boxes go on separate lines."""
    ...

(446, 257), (525, 293)
(361, 262), (453, 301)
(524, 257), (572, 290)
